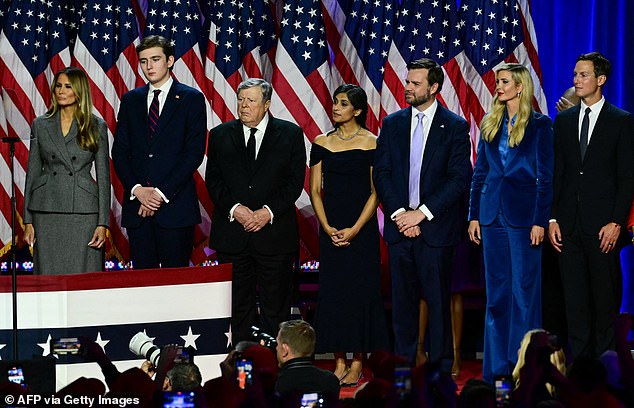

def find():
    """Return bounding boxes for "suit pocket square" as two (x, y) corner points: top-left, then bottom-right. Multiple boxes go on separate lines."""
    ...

(440, 124), (445, 128)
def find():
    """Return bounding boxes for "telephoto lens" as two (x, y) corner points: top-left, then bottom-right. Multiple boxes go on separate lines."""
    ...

(129, 332), (162, 366)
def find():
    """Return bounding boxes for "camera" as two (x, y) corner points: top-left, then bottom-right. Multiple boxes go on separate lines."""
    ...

(129, 332), (163, 366)
(250, 326), (277, 349)
(129, 332), (194, 367)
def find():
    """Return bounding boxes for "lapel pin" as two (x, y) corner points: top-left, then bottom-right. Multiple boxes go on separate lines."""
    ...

(440, 124), (445, 128)
(176, 95), (180, 99)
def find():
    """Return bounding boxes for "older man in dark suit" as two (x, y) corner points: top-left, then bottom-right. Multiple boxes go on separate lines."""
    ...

(112, 35), (207, 269)
(206, 78), (306, 344)
(548, 52), (634, 359)
(373, 58), (471, 373)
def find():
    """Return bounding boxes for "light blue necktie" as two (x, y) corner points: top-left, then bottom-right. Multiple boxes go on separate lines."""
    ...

(409, 112), (425, 209)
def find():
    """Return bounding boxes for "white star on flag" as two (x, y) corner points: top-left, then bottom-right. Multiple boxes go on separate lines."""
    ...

(180, 326), (200, 349)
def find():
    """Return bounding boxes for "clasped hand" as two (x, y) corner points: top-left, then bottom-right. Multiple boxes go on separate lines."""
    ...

(234, 205), (270, 232)
(326, 226), (359, 247)
(135, 186), (164, 217)
(395, 210), (425, 238)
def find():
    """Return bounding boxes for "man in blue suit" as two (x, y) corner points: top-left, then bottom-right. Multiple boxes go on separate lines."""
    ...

(374, 58), (471, 372)
(112, 35), (207, 269)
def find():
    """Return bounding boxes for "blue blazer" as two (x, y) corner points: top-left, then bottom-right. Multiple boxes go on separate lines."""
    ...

(373, 103), (471, 246)
(469, 111), (554, 228)
(112, 81), (207, 229)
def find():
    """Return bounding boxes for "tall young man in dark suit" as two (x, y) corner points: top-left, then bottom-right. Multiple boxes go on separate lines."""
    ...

(206, 79), (306, 344)
(112, 35), (207, 269)
(548, 52), (634, 359)
(373, 58), (471, 372)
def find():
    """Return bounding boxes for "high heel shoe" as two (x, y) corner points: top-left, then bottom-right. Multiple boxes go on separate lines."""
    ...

(340, 370), (363, 387)
(334, 367), (350, 381)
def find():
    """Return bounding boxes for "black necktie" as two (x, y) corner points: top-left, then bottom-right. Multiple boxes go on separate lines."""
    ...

(247, 128), (257, 166)
(580, 107), (591, 160)
(148, 89), (161, 138)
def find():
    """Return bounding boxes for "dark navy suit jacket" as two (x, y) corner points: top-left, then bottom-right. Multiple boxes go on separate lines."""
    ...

(112, 81), (207, 229)
(373, 103), (471, 247)
(469, 111), (554, 227)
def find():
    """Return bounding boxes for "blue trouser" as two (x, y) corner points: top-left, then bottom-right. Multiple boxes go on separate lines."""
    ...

(481, 212), (542, 383)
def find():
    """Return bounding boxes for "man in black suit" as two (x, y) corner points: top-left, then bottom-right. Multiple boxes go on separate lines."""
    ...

(548, 52), (634, 359)
(112, 35), (206, 269)
(206, 78), (306, 344)
(373, 58), (471, 373)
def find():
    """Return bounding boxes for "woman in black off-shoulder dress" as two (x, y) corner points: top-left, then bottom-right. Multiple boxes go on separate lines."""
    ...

(309, 84), (388, 386)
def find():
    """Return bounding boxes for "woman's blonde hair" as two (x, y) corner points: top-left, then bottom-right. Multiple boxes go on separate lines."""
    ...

(512, 329), (566, 395)
(47, 67), (99, 152)
(479, 63), (534, 147)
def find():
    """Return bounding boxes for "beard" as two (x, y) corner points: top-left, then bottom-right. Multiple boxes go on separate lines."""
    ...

(406, 87), (432, 107)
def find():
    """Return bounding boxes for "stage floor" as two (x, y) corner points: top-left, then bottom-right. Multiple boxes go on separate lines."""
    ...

(313, 356), (483, 398)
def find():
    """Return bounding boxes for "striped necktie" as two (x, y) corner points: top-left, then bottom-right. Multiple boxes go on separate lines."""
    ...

(148, 89), (161, 138)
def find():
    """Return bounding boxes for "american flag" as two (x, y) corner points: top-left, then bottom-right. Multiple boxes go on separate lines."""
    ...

(71, 0), (143, 262)
(270, 0), (335, 260)
(331, 0), (398, 133)
(204, 0), (277, 127)
(460, 0), (548, 118)
(0, 266), (232, 388)
(0, 0), (70, 257)
(0, 0), (547, 267)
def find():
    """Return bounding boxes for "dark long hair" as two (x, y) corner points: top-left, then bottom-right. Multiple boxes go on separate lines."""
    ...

(332, 84), (369, 129)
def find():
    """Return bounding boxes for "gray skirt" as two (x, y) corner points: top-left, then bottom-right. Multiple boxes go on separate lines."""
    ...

(32, 212), (104, 275)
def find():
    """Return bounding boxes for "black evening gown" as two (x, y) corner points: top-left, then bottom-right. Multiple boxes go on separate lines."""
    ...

(310, 143), (389, 353)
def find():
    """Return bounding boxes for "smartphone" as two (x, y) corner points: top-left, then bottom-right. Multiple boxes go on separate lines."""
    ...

(300, 392), (324, 408)
(173, 346), (194, 364)
(50, 337), (82, 355)
(394, 364), (412, 399)
(7, 365), (26, 388)
(494, 375), (513, 406)
(162, 391), (195, 408)
(235, 358), (253, 390)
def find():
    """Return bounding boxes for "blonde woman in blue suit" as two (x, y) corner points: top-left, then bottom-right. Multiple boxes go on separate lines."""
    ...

(24, 67), (110, 275)
(468, 63), (554, 383)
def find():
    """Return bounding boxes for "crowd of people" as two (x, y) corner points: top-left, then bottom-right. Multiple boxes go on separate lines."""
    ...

(19, 31), (634, 405)
(1, 317), (633, 407)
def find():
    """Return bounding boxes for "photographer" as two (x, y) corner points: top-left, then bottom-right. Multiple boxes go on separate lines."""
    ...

(274, 320), (340, 401)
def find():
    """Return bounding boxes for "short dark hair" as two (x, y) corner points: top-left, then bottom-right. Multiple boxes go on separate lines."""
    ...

(576, 52), (611, 80)
(407, 58), (444, 93)
(278, 320), (315, 357)
(333, 84), (368, 129)
(237, 78), (273, 103)
(166, 363), (202, 392)
(136, 35), (175, 61)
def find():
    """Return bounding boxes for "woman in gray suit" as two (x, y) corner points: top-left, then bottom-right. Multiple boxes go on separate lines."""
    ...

(23, 67), (110, 275)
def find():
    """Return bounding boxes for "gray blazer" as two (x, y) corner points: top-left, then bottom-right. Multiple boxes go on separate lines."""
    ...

(23, 113), (110, 227)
